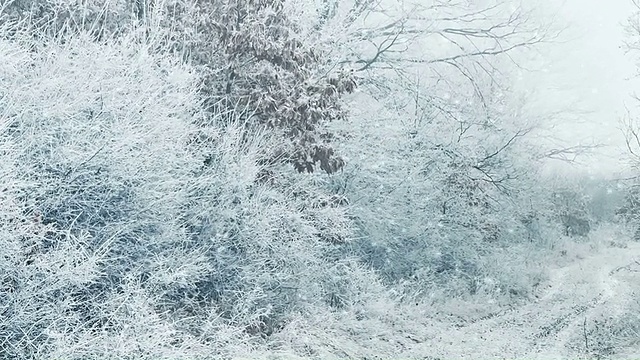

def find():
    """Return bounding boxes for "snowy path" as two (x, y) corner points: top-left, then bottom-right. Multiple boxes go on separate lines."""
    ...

(402, 241), (640, 359)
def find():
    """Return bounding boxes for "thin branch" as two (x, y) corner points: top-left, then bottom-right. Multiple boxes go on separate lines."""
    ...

(480, 128), (530, 165)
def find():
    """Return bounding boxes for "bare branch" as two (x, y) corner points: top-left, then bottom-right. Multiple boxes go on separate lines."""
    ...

(480, 128), (530, 165)
(539, 144), (604, 163)
(355, 23), (405, 71)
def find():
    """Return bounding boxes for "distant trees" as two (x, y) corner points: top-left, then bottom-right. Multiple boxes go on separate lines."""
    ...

(618, 0), (640, 235)
(314, 0), (565, 299)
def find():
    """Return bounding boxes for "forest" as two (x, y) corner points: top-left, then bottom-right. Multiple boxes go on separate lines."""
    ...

(2, 0), (640, 358)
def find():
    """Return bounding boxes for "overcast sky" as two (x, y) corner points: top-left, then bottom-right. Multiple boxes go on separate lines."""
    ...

(522, 0), (640, 177)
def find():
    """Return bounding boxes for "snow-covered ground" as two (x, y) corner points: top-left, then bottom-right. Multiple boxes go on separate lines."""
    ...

(257, 226), (640, 360)
(400, 239), (640, 359)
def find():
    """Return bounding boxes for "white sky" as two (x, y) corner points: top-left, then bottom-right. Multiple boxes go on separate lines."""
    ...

(521, 0), (640, 177)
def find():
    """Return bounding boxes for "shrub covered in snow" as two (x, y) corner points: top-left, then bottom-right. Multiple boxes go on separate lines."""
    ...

(0, 20), (382, 358)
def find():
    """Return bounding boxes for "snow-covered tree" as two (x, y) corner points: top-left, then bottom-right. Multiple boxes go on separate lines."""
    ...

(318, 0), (563, 300)
(192, 0), (358, 174)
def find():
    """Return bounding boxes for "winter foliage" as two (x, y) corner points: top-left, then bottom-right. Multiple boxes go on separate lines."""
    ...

(0, 0), (638, 358)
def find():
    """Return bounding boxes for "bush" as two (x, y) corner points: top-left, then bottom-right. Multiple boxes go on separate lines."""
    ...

(321, 86), (556, 302)
(3, 0), (357, 174)
(0, 22), (380, 359)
